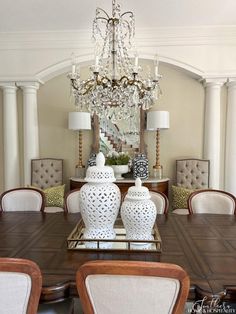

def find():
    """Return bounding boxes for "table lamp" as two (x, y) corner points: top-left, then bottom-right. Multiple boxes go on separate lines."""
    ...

(146, 111), (170, 179)
(68, 111), (91, 177)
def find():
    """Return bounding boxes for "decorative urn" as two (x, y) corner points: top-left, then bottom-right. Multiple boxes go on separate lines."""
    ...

(120, 178), (157, 248)
(79, 152), (121, 248)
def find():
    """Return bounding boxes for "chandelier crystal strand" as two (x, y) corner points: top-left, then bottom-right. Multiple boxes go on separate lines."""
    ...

(68, 0), (162, 122)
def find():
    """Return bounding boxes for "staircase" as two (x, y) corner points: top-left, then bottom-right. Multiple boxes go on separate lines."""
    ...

(100, 117), (139, 156)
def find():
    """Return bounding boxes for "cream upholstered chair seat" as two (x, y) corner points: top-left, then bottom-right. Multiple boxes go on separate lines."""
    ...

(65, 189), (80, 213)
(149, 190), (169, 214)
(188, 189), (236, 215)
(0, 188), (45, 212)
(31, 158), (64, 213)
(172, 208), (189, 215)
(0, 258), (42, 314)
(76, 260), (190, 314)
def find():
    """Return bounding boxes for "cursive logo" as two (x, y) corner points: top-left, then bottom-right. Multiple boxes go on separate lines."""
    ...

(188, 296), (236, 313)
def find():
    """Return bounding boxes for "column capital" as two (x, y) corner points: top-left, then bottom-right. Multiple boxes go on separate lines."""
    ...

(16, 81), (40, 90)
(227, 78), (236, 88)
(202, 78), (227, 88)
(0, 82), (17, 91)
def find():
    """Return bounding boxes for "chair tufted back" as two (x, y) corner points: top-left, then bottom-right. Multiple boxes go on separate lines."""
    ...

(31, 158), (63, 189)
(176, 159), (210, 189)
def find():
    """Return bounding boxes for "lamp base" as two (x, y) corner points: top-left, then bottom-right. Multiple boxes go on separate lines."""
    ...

(75, 165), (85, 178)
(153, 165), (163, 179)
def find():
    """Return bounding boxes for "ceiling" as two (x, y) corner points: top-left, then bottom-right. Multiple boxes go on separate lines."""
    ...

(0, 0), (236, 33)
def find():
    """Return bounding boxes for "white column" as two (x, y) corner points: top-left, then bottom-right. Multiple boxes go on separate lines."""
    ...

(0, 83), (20, 190)
(18, 82), (40, 186)
(203, 79), (225, 189)
(225, 79), (236, 195)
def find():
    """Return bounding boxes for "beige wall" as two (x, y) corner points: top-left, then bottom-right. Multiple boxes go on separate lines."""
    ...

(37, 74), (93, 191)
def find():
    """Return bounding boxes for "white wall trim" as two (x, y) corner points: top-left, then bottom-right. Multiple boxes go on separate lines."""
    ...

(0, 25), (236, 82)
(1, 26), (236, 50)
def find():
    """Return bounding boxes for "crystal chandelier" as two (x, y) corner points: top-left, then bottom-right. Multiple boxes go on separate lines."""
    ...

(68, 0), (161, 123)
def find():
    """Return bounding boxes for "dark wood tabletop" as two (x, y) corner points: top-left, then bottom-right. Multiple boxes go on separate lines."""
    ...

(1, 212), (236, 303)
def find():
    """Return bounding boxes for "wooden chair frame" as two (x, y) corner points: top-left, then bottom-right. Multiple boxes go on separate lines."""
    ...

(187, 189), (236, 214)
(0, 187), (46, 212)
(0, 258), (42, 314)
(76, 260), (190, 314)
(64, 188), (80, 213)
(149, 189), (169, 214)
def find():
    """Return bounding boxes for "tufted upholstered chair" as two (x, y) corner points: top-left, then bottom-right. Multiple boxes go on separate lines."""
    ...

(149, 190), (169, 214)
(176, 158), (210, 189)
(31, 158), (63, 189)
(31, 158), (65, 213)
(188, 189), (236, 215)
(65, 189), (80, 213)
(0, 258), (42, 314)
(173, 158), (210, 215)
(76, 260), (190, 314)
(0, 187), (45, 212)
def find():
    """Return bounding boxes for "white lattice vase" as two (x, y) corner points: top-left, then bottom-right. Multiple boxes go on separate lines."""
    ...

(79, 152), (121, 248)
(121, 178), (157, 248)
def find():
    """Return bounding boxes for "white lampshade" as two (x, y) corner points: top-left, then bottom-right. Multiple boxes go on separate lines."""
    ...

(146, 111), (170, 130)
(68, 112), (91, 130)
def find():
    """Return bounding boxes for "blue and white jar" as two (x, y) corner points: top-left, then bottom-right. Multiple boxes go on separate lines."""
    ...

(133, 153), (149, 180)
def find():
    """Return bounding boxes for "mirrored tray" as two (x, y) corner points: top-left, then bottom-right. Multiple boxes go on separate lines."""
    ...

(67, 218), (162, 253)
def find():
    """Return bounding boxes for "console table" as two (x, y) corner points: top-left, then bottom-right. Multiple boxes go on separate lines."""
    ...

(70, 177), (169, 198)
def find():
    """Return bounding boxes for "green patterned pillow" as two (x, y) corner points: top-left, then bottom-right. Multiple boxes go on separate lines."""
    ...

(43, 185), (65, 207)
(28, 184), (65, 207)
(172, 185), (195, 209)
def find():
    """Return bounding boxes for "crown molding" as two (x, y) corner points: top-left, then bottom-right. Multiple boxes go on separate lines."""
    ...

(1, 25), (236, 50)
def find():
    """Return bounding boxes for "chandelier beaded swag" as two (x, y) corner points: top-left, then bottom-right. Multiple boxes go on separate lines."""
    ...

(68, 0), (162, 122)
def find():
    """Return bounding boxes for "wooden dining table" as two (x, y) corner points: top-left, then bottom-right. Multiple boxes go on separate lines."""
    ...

(1, 211), (236, 304)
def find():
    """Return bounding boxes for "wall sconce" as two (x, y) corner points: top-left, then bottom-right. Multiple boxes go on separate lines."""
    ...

(146, 111), (170, 179)
(68, 112), (91, 178)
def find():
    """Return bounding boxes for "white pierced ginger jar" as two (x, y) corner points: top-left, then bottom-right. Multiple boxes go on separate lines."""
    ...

(79, 152), (121, 248)
(121, 178), (157, 248)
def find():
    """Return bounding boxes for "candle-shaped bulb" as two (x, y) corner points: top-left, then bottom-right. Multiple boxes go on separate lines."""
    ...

(134, 52), (139, 67)
(71, 53), (76, 74)
(95, 55), (99, 67)
(154, 54), (159, 78)
(94, 55), (100, 72)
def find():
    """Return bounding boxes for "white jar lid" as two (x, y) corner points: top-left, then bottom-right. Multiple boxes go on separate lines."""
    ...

(85, 152), (116, 183)
(126, 178), (151, 200)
